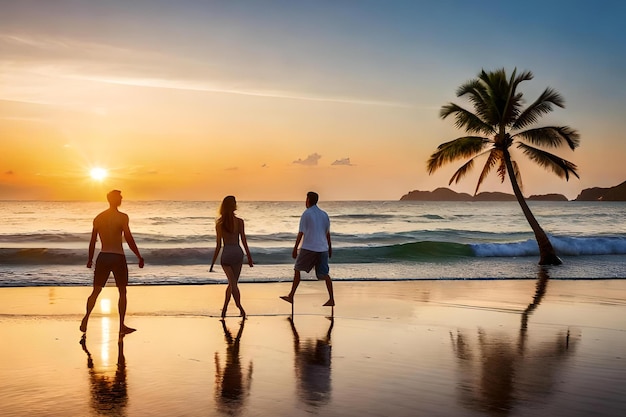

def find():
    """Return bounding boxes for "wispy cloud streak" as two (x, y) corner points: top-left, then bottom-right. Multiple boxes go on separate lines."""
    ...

(1, 33), (415, 108)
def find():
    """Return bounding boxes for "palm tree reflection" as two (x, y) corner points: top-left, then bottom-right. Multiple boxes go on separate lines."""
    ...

(214, 319), (253, 416)
(288, 316), (334, 409)
(519, 266), (550, 352)
(80, 331), (128, 416)
(450, 267), (579, 416)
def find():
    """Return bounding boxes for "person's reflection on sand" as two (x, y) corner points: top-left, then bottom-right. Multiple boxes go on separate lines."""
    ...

(288, 316), (333, 409)
(450, 267), (579, 416)
(80, 332), (128, 417)
(214, 319), (253, 416)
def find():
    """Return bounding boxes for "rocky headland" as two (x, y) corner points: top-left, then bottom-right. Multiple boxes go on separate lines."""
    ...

(400, 180), (626, 201)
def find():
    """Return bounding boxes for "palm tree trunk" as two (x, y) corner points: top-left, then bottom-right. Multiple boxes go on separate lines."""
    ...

(503, 150), (562, 265)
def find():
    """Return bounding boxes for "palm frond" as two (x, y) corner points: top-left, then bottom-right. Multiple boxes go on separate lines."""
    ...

(427, 136), (491, 174)
(456, 79), (493, 123)
(502, 92), (524, 126)
(474, 149), (502, 193)
(501, 69), (532, 125)
(511, 69), (534, 85)
(513, 87), (565, 130)
(449, 158), (475, 185)
(456, 79), (484, 98)
(440, 103), (494, 135)
(514, 126), (580, 150)
(517, 143), (580, 180)
(496, 157), (507, 183)
(481, 70), (508, 125)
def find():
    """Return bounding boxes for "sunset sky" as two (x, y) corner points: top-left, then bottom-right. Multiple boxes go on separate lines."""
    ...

(1, 0), (625, 201)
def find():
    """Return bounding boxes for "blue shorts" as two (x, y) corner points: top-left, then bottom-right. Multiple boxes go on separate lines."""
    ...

(294, 249), (329, 279)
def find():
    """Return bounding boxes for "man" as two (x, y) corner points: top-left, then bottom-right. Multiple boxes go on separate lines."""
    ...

(80, 190), (144, 334)
(281, 191), (335, 307)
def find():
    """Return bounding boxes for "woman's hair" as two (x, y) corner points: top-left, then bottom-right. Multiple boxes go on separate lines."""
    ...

(217, 195), (237, 232)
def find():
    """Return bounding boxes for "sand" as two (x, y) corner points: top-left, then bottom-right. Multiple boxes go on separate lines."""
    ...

(1, 279), (625, 417)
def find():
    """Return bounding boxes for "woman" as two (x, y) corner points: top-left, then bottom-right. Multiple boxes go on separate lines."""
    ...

(210, 196), (253, 318)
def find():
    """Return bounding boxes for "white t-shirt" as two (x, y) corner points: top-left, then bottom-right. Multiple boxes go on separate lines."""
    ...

(299, 205), (330, 252)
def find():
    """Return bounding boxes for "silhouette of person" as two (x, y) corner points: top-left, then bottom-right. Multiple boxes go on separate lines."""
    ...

(281, 191), (335, 307)
(214, 319), (253, 415)
(210, 196), (253, 319)
(80, 333), (128, 416)
(288, 316), (333, 408)
(80, 190), (144, 334)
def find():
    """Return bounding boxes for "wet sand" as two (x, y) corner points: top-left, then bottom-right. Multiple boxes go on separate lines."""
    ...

(1, 278), (625, 417)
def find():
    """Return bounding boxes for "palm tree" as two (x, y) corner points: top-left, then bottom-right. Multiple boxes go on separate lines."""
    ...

(427, 68), (580, 265)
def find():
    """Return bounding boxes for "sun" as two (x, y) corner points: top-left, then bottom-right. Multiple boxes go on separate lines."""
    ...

(90, 167), (108, 181)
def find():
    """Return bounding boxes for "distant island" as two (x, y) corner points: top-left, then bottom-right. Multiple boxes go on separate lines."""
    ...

(574, 180), (626, 201)
(400, 180), (626, 202)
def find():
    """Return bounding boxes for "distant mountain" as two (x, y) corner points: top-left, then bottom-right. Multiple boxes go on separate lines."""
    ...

(400, 188), (567, 201)
(527, 193), (569, 202)
(401, 180), (626, 201)
(400, 188), (473, 201)
(575, 180), (626, 201)
(473, 192), (517, 201)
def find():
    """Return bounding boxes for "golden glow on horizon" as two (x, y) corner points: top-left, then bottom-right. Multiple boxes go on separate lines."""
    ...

(90, 167), (108, 182)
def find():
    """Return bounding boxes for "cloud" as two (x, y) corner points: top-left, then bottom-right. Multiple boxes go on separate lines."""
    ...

(225, 166), (238, 171)
(331, 158), (354, 166)
(0, 34), (414, 108)
(293, 153), (322, 166)
(5, 170), (14, 175)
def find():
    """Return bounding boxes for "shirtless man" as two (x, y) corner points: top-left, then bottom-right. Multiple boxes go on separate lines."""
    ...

(80, 190), (144, 334)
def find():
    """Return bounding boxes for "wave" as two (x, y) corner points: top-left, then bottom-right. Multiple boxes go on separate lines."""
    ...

(0, 233), (91, 243)
(1, 236), (624, 266)
(0, 231), (316, 245)
(472, 236), (626, 257)
(3, 228), (620, 247)
(333, 213), (447, 221)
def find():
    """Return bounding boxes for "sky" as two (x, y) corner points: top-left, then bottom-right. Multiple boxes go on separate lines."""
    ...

(1, 0), (625, 201)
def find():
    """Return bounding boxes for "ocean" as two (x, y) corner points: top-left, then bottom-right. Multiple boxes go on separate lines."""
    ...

(1, 200), (625, 287)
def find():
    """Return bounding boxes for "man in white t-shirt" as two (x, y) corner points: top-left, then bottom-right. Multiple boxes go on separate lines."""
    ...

(281, 191), (335, 307)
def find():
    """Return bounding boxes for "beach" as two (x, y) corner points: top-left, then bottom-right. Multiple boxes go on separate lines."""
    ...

(2, 279), (625, 417)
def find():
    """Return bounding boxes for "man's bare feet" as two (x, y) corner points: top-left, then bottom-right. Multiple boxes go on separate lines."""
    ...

(239, 308), (246, 319)
(221, 308), (227, 319)
(280, 295), (293, 304)
(80, 317), (88, 332)
(120, 325), (136, 334)
(323, 300), (335, 307)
